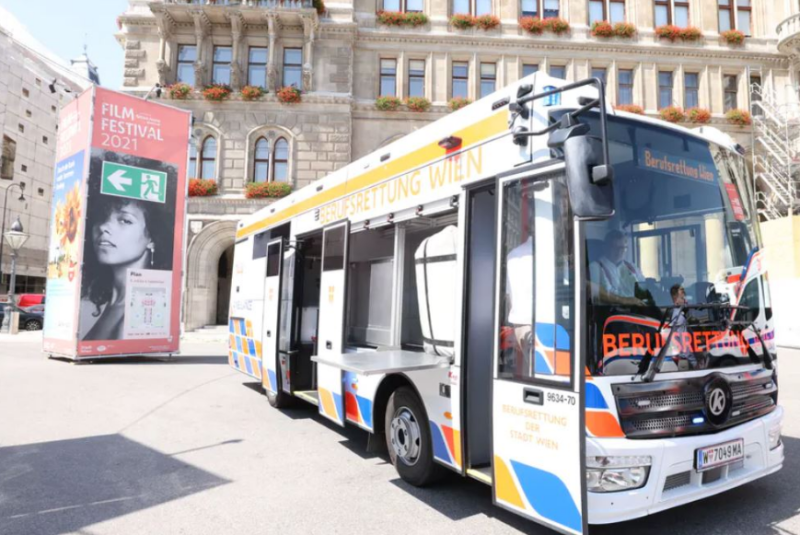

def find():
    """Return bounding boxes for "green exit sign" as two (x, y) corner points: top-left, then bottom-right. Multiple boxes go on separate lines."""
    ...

(100, 162), (167, 204)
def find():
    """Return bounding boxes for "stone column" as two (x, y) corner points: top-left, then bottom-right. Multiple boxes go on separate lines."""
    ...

(228, 11), (245, 89)
(301, 14), (318, 92)
(154, 10), (175, 86)
(191, 10), (210, 87)
(266, 12), (280, 92)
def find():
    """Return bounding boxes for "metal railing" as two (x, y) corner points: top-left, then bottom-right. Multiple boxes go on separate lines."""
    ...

(161, 0), (314, 8)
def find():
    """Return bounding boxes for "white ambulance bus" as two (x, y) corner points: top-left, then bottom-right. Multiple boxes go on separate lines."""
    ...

(226, 74), (783, 534)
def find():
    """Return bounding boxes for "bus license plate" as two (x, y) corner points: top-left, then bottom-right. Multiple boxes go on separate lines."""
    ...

(695, 439), (744, 472)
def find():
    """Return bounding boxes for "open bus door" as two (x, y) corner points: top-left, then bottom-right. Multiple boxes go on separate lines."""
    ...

(261, 238), (283, 395)
(317, 220), (350, 426)
(491, 172), (588, 535)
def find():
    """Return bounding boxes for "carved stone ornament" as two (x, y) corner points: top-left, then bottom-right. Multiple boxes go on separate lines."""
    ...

(156, 59), (169, 86)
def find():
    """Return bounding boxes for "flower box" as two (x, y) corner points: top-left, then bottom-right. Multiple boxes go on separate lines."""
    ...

(590, 21), (614, 38)
(377, 10), (429, 26)
(726, 108), (752, 126)
(544, 17), (570, 34)
(613, 22), (636, 38)
(679, 26), (702, 41)
(519, 16), (546, 34)
(450, 13), (475, 30)
(376, 96), (402, 111)
(659, 106), (685, 123)
(686, 107), (711, 124)
(246, 182), (292, 199)
(448, 97), (472, 111)
(405, 96), (431, 112)
(188, 178), (218, 197)
(655, 24), (681, 41)
(202, 84), (232, 102)
(168, 83), (192, 100)
(241, 85), (265, 101)
(720, 29), (745, 45)
(615, 104), (644, 114)
(475, 14), (500, 30)
(277, 86), (302, 104)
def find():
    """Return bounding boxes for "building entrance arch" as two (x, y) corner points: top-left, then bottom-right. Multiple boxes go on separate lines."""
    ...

(184, 220), (237, 331)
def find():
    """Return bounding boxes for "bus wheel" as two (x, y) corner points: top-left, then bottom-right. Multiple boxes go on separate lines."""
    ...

(385, 386), (445, 487)
(266, 370), (293, 408)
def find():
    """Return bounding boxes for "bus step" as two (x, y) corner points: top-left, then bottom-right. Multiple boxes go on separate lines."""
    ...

(295, 390), (319, 406)
(466, 466), (492, 486)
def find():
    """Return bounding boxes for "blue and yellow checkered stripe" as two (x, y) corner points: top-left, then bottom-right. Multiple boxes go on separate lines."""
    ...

(228, 317), (262, 379)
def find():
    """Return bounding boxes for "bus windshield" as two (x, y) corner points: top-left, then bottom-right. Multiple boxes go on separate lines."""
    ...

(579, 114), (765, 376)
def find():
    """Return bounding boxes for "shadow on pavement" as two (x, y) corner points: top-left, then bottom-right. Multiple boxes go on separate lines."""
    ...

(0, 434), (229, 535)
(47, 355), (229, 366)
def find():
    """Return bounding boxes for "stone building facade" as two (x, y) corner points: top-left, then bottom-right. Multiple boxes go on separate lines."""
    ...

(0, 13), (92, 297)
(117, 0), (796, 331)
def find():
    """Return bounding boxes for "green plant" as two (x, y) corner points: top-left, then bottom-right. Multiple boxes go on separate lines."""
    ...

(475, 14), (500, 30)
(202, 84), (232, 102)
(659, 105), (685, 123)
(448, 96), (472, 111)
(615, 103), (644, 114)
(679, 26), (702, 41)
(188, 178), (218, 197)
(590, 21), (614, 38)
(404, 12), (429, 26)
(519, 16), (546, 34)
(241, 85), (265, 101)
(544, 17), (570, 34)
(405, 96), (431, 112)
(168, 83), (192, 100)
(375, 96), (402, 111)
(450, 13), (476, 29)
(726, 108), (752, 126)
(376, 10), (406, 25)
(655, 24), (681, 41)
(245, 181), (292, 199)
(686, 107), (712, 124)
(720, 29), (745, 44)
(277, 86), (302, 103)
(613, 22), (636, 38)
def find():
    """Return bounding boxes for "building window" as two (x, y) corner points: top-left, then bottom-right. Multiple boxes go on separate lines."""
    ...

(1, 136), (16, 180)
(658, 71), (673, 109)
(273, 138), (289, 182)
(18, 124), (24, 134)
(248, 47), (268, 88)
(589, 0), (625, 24)
(212, 46), (232, 85)
(283, 48), (303, 88)
(549, 65), (566, 80)
(521, 0), (560, 18)
(655, 0), (689, 26)
(591, 67), (607, 83)
(42, 136), (49, 145)
(684, 72), (699, 108)
(382, 0), (423, 11)
(21, 164), (27, 173)
(22, 88), (29, 98)
(254, 137), (270, 183)
(380, 58), (397, 97)
(454, 0), (492, 15)
(188, 142), (197, 178)
(51, 106), (57, 113)
(719, 0), (750, 34)
(177, 45), (197, 85)
(452, 61), (469, 99)
(200, 136), (217, 179)
(522, 64), (539, 77)
(723, 74), (738, 111)
(618, 68), (633, 104)
(25, 110), (32, 118)
(750, 74), (762, 116)
(480, 63), (496, 98)
(408, 59), (425, 98)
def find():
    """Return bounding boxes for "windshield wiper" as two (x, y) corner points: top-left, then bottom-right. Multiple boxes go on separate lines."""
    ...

(728, 315), (774, 370)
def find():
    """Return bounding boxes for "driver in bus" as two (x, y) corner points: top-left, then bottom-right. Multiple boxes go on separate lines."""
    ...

(590, 230), (646, 306)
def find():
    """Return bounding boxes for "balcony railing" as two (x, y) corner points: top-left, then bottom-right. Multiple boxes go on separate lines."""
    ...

(161, 0), (314, 8)
(777, 13), (800, 55)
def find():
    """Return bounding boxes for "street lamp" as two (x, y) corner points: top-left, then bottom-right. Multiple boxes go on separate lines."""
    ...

(2, 217), (29, 334)
(0, 183), (25, 291)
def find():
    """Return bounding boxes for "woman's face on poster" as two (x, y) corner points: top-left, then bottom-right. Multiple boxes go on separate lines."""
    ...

(93, 203), (151, 266)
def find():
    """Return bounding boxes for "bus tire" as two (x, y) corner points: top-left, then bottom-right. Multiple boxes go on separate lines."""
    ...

(265, 367), (293, 409)
(385, 386), (445, 487)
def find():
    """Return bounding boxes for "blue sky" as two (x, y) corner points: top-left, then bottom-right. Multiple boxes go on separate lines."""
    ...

(2, 0), (128, 89)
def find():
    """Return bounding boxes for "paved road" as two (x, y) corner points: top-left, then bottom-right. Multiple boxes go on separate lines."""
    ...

(0, 332), (797, 535)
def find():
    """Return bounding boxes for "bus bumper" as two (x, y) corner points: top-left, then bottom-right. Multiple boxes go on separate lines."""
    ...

(587, 406), (784, 525)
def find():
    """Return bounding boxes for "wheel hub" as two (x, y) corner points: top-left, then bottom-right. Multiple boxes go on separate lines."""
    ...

(389, 407), (421, 466)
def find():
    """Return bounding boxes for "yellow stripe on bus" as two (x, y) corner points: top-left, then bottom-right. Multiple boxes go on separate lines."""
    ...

(236, 110), (508, 239)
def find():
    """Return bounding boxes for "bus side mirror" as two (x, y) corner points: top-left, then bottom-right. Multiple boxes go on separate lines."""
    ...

(562, 135), (615, 220)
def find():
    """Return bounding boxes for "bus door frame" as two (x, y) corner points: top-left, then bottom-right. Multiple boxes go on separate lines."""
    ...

(490, 168), (589, 535)
(316, 219), (351, 426)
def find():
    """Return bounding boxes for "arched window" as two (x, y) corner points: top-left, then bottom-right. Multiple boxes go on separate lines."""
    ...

(273, 138), (288, 182)
(188, 141), (198, 178)
(253, 137), (270, 183)
(200, 136), (217, 179)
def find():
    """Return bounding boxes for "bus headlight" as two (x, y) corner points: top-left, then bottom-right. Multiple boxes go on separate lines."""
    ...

(768, 424), (782, 450)
(586, 456), (651, 493)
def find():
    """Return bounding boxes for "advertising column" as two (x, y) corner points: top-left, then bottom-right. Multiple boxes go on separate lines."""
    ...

(76, 88), (190, 358)
(43, 90), (94, 356)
